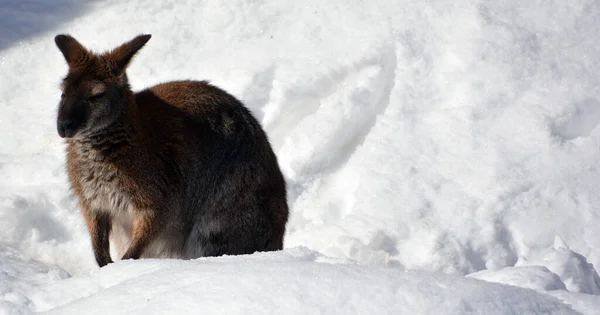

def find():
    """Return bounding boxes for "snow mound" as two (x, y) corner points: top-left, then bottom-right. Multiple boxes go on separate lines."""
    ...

(0, 251), (68, 315)
(468, 265), (567, 292)
(469, 238), (600, 296)
(1, 0), (600, 278)
(1, 0), (600, 313)
(517, 237), (600, 295)
(25, 248), (578, 315)
(550, 291), (600, 315)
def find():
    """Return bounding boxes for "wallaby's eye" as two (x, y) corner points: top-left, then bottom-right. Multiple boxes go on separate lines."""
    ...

(60, 93), (65, 99)
(87, 93), (105, 102)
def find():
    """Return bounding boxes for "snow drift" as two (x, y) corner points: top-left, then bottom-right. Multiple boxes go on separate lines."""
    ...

(9, 249), (587, 315)
(1, 0), (600, 313)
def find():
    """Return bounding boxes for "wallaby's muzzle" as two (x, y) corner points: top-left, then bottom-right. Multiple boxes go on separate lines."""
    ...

(57, 118), (76, 138)
(57, 99), (87, 138)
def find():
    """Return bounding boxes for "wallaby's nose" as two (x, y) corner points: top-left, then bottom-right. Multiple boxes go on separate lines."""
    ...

(57, 119), (75, 138)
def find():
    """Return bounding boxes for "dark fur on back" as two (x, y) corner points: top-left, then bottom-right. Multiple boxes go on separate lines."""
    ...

(54, 34), (288, 267)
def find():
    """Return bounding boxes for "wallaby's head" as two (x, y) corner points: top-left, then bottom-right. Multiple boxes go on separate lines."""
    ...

(54, 34), (151, 138)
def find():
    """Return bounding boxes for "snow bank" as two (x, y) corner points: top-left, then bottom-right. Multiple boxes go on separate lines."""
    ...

(469, 237), (600, 293)
(26, 248), (579, 315)
(517, 237), (600, 294)
(2, 0), (600, 313)
(469, 265), (567, 292)
(0, 250), (68, 315)
(468, 238), (600, 314)
(2, 0), (600, 277)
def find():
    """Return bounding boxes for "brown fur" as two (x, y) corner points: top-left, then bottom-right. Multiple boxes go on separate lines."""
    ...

(55, 34), (289, 267)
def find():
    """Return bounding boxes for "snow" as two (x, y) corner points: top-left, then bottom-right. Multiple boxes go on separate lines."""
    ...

(468, 237), (600, 294)
(1, 0), (600, 314)
(0, 250), (69, 315)
(24, 249), (584, 315)
(517, 237), (600, 295)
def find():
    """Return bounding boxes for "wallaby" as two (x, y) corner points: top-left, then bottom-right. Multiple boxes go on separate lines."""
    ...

(54, 34), (288, 267)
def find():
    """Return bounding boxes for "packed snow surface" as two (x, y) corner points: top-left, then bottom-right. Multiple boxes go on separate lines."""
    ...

(1, 0), (600, 314)
(26, 249), (585, 315)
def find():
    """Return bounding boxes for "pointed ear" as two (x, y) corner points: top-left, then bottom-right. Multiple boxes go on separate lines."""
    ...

(110, 34), (151, 74)
(55, 34), (89, 67)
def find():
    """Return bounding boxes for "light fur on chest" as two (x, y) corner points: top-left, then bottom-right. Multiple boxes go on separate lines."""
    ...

(71, 146), (183, 259)
(71, 144), (137, 255)
(78, 163), (133, 214)
(70, 139), (132, 211)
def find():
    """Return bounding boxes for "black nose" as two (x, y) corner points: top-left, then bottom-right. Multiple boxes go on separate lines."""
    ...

(57, 119), (75, 138)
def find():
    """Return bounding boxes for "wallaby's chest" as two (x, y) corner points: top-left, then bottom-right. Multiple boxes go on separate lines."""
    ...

(68, 145), (135, 215)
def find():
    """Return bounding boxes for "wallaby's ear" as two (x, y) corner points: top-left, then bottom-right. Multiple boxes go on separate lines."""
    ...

(55, 34), (89, 67)
(110, 34), (152, 74)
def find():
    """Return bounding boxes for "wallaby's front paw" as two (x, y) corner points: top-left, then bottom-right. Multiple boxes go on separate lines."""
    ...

(97, 259), (113, 268)
(121, 250), (141, 261)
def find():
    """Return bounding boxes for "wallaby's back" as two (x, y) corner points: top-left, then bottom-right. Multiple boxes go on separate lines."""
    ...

(131, 80), (288, 257)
